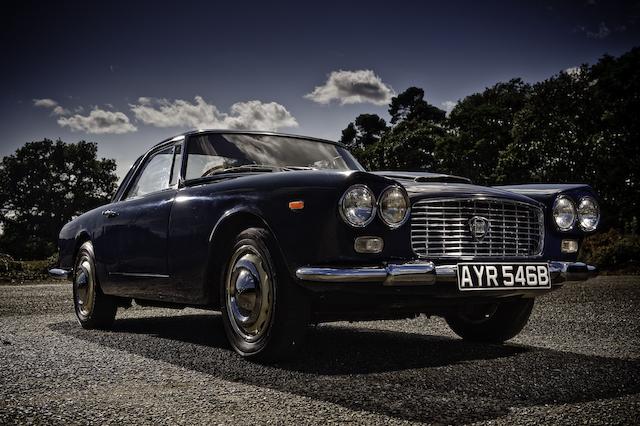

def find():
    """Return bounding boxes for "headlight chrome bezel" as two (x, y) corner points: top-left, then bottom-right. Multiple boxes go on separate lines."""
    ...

(553, 195), (577, 231)
(577, 196), (600, 232)
(378, 185), (410, 228)
(339, 184), (377, 228)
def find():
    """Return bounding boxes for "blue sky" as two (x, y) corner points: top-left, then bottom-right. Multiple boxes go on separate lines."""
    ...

(1, 0), (638, 178)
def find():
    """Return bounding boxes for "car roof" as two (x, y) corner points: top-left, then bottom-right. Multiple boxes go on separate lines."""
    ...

(151, 129), (347, 150)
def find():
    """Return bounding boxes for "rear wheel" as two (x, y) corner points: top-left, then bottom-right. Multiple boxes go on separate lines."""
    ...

(445, 298), (534, 343)
(220, 227), (309, 362)
(73, 241), (117, 329)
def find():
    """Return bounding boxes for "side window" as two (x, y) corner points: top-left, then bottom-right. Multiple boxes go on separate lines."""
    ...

(169, 145), (182, 187)
(125, 147), (173, 200)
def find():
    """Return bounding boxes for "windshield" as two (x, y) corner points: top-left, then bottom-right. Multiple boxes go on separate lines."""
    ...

(185, 133), (362, 180)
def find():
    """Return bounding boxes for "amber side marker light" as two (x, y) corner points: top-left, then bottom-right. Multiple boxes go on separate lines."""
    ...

(289, 200), (305, 210)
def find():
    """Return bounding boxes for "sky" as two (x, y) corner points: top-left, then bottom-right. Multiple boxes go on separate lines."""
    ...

(1, 0), (639, 179)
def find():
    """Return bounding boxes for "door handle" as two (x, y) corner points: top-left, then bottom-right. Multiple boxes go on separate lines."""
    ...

(102, 210), (119, 218)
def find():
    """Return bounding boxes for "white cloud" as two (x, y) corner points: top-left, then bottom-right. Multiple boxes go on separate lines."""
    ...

(129, 96), (298, 131)
(52, 105), (69, 116)
(33, 98), (58, 108)
(224, 100), (298, 130)
(33, 98), (69, 115)
(58, 108), (137, 134)
(304, 70), (395, 105)
(441, 100), (458, 116)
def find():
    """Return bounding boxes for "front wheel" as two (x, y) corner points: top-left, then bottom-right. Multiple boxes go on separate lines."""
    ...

(445, 298), (534, 343)
(220, 228), (309, 362)
(73, 241), (118, 329)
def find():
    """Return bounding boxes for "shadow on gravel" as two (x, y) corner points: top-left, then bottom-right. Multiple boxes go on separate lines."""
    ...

(51, 314), (640, 424)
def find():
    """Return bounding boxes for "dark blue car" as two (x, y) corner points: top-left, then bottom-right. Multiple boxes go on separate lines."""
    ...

(51, 130), (600, 361)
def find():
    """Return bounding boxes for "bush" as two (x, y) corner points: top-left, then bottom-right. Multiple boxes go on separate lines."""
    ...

(0, 253), (57, 283)
(579, 229), (640, 274)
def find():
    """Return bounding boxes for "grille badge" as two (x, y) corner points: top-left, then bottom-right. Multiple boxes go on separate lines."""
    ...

(469, 216), (490, 241)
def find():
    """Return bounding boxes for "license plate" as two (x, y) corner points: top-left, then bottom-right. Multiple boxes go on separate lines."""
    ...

(457, 263), (550, 291)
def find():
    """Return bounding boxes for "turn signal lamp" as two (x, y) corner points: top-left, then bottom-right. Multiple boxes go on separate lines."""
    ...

(354, 236), (384, 254)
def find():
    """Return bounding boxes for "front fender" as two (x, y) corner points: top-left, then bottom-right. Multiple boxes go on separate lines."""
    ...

(495, 183), (600, 261)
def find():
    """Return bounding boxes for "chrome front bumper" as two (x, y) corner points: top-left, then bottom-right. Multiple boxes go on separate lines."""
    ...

(49, 268), (72, 280)
(296, 261), (597, 286)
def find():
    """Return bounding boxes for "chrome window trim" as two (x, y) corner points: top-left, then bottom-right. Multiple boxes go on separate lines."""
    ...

(115, 138), (185, 203)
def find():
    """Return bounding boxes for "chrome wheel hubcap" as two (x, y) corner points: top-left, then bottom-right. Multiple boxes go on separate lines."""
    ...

(75, 255), (95, 317)
(226, 245), (272, 342)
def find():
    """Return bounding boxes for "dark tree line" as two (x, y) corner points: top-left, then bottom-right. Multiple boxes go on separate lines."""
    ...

(0, 140), (117, 259)
(340, 48), (640, 232)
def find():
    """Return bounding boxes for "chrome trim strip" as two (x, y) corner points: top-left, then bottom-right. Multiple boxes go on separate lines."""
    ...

(295, 267), (388, 283)
(296, 261), (597, 286)
(48, 268), (72, 280)
(108, 272), (170, 279)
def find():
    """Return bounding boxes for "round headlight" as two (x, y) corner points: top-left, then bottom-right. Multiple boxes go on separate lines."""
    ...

(379, 185), (409, 228)
(577, 196), (600, 231)
(553, 195), (577, 231)
(340, 184), (376, 227)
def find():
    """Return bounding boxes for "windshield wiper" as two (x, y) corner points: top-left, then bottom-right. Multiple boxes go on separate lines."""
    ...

(201, 164), (316, 178)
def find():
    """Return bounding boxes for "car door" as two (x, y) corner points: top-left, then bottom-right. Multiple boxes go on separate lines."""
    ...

(101, 143), (182, 298)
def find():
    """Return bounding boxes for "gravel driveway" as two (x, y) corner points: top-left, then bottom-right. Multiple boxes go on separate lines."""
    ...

(1, 276), (639, 425)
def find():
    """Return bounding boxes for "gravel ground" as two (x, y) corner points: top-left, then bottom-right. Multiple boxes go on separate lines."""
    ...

(1, 276), (639, 425)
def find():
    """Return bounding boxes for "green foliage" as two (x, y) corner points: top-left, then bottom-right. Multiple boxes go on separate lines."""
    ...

(380, 121), (445, 170)
(0, 256), (57, 283)
(580, 229), (640, 274)
(341, 88), (447, 170)
(340, 114), (389, 170)
(0, 139), (118, 259)
(340, 114), (388, 149)
(447, 78), (531, 184)
(388, 87), (446, 125)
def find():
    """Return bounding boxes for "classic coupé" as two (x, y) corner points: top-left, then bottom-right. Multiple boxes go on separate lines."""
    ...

(51, 130), (600, 361)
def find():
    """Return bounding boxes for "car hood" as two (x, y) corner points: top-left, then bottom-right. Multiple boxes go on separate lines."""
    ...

(373, 171), (538, 205)
(372, 171), (472, 184)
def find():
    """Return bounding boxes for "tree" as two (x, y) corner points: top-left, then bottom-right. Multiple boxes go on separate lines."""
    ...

(388, 87), (446, 125)
(380, 120), (445, 171)
(340, 88), (448, 170)
(339, 114), (388, 149)
(0, 140), (118, 259)
(444, 78), (531, 184)
(339, 114), (388, 169)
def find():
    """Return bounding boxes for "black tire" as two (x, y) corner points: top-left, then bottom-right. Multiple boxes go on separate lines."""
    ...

(445, 298), (534, 343)
(73, 241), (118, 329)
(220, 227), (309, 362)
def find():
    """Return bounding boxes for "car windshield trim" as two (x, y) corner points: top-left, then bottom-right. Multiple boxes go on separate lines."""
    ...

(183, 133), (362, 181)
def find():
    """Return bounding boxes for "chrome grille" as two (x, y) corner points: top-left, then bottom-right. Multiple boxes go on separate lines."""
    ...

(410, 198), (544, 258)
